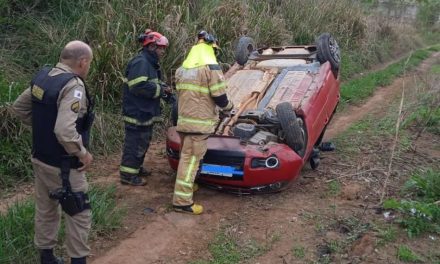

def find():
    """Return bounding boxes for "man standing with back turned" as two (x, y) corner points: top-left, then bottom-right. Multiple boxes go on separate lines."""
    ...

(172, 31), (233, 215)
(119, 29), (171, 186)
(12, 41), (94, 264)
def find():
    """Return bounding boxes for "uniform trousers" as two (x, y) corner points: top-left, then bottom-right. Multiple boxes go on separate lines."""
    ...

(172, 133), (208, 206)
(32, 157), (91, 258)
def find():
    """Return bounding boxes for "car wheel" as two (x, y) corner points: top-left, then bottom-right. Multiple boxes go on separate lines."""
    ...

(276, 102), (307, 157)
(316, 33), (340, 76)
(235, 36), (255, 66)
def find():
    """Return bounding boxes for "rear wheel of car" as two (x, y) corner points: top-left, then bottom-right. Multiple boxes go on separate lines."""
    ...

(276, 102), (307, 157)
(316, 33), (340, 76)
(235, 36), (255, 66)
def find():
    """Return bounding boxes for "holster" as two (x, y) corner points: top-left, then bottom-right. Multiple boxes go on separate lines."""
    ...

(49, 156), (91, 216)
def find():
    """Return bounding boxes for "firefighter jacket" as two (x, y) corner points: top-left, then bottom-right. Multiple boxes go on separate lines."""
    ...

(176, 42), (233, 134)
(12, 63), (94, 168)
(122, 48), (164, 126)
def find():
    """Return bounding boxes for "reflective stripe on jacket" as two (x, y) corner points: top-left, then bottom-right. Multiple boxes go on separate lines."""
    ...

(176, 43), (232, 134)
(122, 48), (163, 125)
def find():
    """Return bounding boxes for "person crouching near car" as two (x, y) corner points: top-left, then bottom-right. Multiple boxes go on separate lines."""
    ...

(172, 31), (233, 215)
(12, 40), (94, 264)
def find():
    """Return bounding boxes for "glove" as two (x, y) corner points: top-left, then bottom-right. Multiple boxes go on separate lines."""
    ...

(220, 101), (234, 118)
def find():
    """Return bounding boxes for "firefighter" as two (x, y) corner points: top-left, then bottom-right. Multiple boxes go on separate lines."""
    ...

(172, 31), (233, 215)
(12, 40), (94, 264)
(119, 29), (171, 186)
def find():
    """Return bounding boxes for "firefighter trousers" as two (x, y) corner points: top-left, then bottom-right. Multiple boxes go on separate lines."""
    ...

(32, 157), (91, 258)
(172, 133), (209, 206)
(120, 124), (153, 178)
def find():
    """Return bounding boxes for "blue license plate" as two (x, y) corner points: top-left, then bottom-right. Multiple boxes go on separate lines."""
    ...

(201, 164), (244, 177)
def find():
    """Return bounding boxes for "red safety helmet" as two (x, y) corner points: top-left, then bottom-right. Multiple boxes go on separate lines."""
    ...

(138, 29), (169, 47)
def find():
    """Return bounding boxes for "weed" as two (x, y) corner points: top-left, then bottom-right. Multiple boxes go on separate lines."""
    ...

(375, 225), (398, 246)
(397, 245), (421, 262)
(193, 225), (265, 264)
(384, 169), (440, 238)
(328, 180), (341, 196)
(327, 240), (342, 253)
(292, 245), (306, 259)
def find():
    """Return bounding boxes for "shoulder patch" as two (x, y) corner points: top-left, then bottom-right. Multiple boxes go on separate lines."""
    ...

(208, 64), (221, 70)
(32, 85), (45, 100)
(71, 101), (80, 113)
(74, 89), (83, 99)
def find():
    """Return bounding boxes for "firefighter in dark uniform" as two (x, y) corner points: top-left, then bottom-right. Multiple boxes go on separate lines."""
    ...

(172, 31), (233, 214)
(119, 29), (171, 186)
(12, 41), (94, 264)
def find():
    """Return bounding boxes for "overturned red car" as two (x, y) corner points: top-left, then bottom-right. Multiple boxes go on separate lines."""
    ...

(166, 33), (341, 193)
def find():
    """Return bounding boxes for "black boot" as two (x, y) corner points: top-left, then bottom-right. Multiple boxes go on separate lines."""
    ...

(71, 257), (86, 264)
(40, 249), (64, 264)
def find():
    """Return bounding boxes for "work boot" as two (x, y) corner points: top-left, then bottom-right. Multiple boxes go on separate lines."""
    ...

(138, 167), (152, 177)
(40, 249), (64, 264)
(319, 142), (336, 152)
(120, 175), (147, 186)
(71, 257), (86, 264)
(173, 203), (203, 215)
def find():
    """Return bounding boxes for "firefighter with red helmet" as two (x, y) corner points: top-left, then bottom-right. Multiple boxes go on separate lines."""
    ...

(119, 29), (170, 186)
(172, 31), (233, 214)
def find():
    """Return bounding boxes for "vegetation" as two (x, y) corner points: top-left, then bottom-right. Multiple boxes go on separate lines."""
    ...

(397, 245), (422, 262)
(0, 184), (124, 263)
(1, 0), (436, 188)
(340, 47), (437, 104)
(384, 169), (440, 238)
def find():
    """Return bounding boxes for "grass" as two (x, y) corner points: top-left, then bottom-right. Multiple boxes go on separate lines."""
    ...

(292, 245), (306, 259)
(384, 169), (440, 238)
(189, 225), (267, 264)
(397, 245), (422, 262)
(327, 180), (341, 196)
(341, 48), (434, 104)
(0, 184), (124, 263)
(375, 225), (398, 246)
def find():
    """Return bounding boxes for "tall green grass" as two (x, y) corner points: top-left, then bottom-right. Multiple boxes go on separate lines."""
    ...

(0, 184), (124, 263)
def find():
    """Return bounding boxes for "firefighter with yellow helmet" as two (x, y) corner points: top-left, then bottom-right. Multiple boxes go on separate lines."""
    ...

(172, 31), (233, 214)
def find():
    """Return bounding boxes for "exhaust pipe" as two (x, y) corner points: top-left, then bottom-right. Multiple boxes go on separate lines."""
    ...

(265, 156), (279, 168)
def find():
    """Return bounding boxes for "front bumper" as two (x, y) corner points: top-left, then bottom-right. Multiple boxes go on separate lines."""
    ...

(166, 127), (304, 192)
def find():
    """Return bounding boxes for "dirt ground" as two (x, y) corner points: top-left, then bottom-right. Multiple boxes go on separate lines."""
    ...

(2, 53), (439, 264)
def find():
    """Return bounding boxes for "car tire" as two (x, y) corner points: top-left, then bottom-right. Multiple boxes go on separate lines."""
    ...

(316, 33), (340, 76)
(235, 36), (255, 66)
(276, 102), (306, 157)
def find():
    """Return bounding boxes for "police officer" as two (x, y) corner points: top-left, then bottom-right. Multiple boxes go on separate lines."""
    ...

(172, 31), (233, 215)
(12, 40), (94, 264)
(119, 29), (170, 186)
